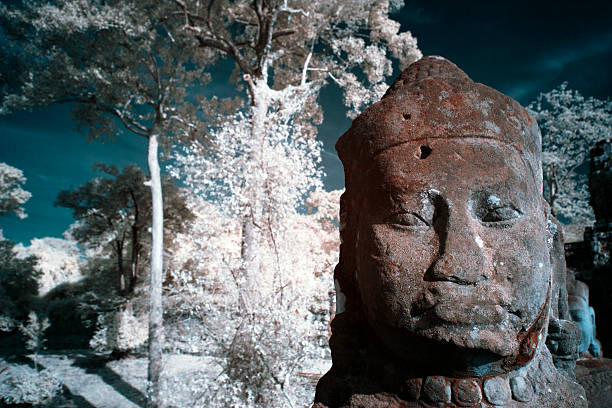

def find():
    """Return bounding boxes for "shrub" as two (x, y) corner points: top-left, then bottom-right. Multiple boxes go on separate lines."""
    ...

(0, 363), (62, 406)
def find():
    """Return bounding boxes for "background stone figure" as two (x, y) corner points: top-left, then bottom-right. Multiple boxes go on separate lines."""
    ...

(545, 217), (583, 376)
(314, 56), (587, 407)
(568, 280), (601, 357)
(563, 139), (612, 408)
(565, 139), (612, 355)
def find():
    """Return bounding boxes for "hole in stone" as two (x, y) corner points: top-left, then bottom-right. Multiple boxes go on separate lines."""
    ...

(402, 113), (411, 120)
(591, 146), (604, 157)
(419, 145), (432, 159)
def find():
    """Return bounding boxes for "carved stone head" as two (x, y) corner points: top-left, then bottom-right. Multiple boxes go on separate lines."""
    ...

(569, 280), (601, 357)
(316, 56), (587, 407)
(336, 55), (547, 372)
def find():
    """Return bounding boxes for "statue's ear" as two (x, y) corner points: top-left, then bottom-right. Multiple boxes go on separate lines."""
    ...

(589, 306), (596, 327)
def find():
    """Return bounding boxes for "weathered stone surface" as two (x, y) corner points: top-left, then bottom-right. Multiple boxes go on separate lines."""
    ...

(575, 358), (612, 408)
(545, 317), (581, 376)
(314, 56), (587, 408)
(509, 376), (533, 402)
(400, 378), (422, 401)
(421, 376), (450, 404)
(483, 377), (510, 405)
(452, 379), (481, 406)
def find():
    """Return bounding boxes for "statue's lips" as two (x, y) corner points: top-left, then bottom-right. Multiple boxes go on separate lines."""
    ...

(429, 302), (507, 324)
(409, 282), (519, 325)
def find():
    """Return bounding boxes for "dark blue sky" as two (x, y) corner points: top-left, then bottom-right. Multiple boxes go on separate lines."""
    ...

(1, 0), (611, 244)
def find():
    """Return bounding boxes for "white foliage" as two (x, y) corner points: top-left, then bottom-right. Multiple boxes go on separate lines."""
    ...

(0, 162), (32, 219)
(0, 315), (16, 332)
(89, 307), (148, 353)
(332, 71), (390, 119)
(18, 0), (147, 36)
(13, 237), (84, 296)
(170, 110), (323, 223)
(164, 190), (341, 407)
(368, 0), (422, 70)
(322, 1), (422, 118)
(528, 83), (612, 240)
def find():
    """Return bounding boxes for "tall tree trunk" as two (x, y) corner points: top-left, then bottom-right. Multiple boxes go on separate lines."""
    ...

(240, 216), (259, 311)
(129, 225), (139, 293)
(129, 191), (140, 293)
(116, 240), (125, 293)
(146, 133), (163, 408)
(239, 78), (268, 310)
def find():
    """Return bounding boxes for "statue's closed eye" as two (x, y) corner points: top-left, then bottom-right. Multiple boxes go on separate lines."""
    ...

(386, 212), (431, 228)
(482, 206), (521, 223)
(473, 193), (522, 226)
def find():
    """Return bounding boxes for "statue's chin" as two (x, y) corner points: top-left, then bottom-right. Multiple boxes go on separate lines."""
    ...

(370, 319), (527, 377)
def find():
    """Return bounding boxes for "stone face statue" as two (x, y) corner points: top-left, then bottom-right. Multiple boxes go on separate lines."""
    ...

(569, 280), (601, 357)
(314, 56), (587, 407)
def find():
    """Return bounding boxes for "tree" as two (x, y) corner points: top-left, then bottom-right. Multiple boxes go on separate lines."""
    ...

(0, 164), (34, 332)
(165, 190), (341, 407)
(13, 236), (83, 296)
(528, 83), (612, 241)
(56, 164), (192, 295)
(170, 109), (324, 301)
(0, 2), (203, 403)
(0, 162), (32, 220)
(0, 239), (40, 332)
(1, 2), (421, 404)
(172, 0), (421, 308)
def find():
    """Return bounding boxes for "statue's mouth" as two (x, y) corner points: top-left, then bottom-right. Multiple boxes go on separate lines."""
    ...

(409, 281), (519, 326)
(430, 302), (507, 324)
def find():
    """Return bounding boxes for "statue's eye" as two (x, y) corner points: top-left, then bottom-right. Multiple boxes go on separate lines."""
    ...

(570, 310), (585, 322)
(386, 212), (430, 228)
(472, 193), (522, 226)
(482, 206), (521, 223)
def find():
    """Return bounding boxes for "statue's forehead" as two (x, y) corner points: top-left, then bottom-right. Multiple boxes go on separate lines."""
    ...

(343, 80), (535, 159)
(372, 138), (533, 189)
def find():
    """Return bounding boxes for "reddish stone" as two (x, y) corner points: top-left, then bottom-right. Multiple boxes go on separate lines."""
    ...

(314, 56), (587, 408)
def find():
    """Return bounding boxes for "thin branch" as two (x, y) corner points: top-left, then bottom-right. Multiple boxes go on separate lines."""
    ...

(300, 38), (315, 86)
(271, 29), (295, 40)
(91, 102), (148, 137)
(279, 1), (309, 17)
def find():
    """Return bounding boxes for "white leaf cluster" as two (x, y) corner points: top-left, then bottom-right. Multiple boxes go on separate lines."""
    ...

(368, 0), (423, 70)
(0, 162), (32, 219)
(0, 315), (16, 332)
(528, 83), (612, 240)
(325, 0), (422, 118)
(170, 110), (323, 223)
(332, 72), (390, 119)
(13, 237), (84, 296)
(331, 38), (391, 84)
(89, 307), (148, 353)
(23, 0), (147, 36)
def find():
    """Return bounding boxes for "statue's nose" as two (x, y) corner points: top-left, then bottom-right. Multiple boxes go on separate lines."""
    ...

(424, 198), (487, 285)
